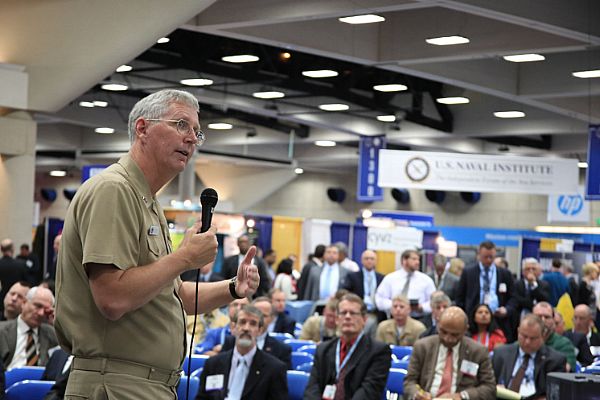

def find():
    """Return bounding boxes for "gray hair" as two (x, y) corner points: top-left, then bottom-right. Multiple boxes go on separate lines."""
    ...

(334, 242), (348, 256)
(27, 286), (55, 307)
(522, 257), (539, 267)
(232, 304), (264, 328)
(430, 292), (451, 308)
(127, 89), (199, 143)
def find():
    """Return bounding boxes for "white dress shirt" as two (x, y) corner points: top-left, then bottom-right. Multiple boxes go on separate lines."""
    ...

(8, 316), (39, 369)
(429, 342), (460, 396)
(319, 263), (340, 300)
(375, 269), (435, 313)
(340, 258), (360, 272)
(227, 346), (257, 400)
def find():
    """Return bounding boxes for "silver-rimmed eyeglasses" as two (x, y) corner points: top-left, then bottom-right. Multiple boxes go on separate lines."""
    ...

(146, 118), (205, 147)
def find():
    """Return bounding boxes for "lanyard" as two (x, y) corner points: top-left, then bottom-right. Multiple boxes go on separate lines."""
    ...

(335, 332), (364, 380)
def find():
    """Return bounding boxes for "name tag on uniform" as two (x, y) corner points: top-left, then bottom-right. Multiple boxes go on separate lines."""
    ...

(460, 359), (479, 377)
(205, 374), (224, 391)
(498, 283), (507, 293)
(148, 226), (160, 236)
(322, 384), (336, 399)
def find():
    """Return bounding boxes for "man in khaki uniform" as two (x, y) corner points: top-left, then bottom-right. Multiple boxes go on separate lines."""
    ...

(54, 89), (260, 400)
(299, 298), (339, 343)
(376, 295), (426, 346)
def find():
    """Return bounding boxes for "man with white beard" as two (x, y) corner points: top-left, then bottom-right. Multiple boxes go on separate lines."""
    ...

(196, 305), (288, 400)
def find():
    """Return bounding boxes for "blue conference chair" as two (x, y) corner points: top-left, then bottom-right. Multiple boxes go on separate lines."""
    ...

(177, 376), (200, 400)
(294, 322), (303, 338)
(182, 355), (209, 375)
(382, 368), (407, 400)
(391, 359), (409, 370)
(581, 365), (600, 374)
(5, 366), (45, 388)
(297, 344), (317, 355)
(269, 332), (295, 342)
(285, 300), (315, 324)
(284, 339), (315, 352)
(295, 361), (314, 372)
(287, 370), (310, 400)
(190, 367), (204, 379)
(291, 351), (314, 370)
(390, 345), (412, 360)
(6, 380), (54, 400)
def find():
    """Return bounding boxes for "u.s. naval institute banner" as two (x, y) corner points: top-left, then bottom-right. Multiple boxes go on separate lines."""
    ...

(378, 150), (578, 195)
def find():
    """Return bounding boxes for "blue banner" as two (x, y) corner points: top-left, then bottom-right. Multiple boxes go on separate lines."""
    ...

(586, 124), (600, 200)
(357, 135), (386, 202)
(82, 164), (109, 183)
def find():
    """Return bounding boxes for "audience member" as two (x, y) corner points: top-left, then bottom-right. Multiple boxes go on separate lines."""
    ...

(571, 304), (600, 346)
(469, 303), (507, 351)
(181, 261), (223, 283)
(542, 258), (569, 307)
(0, 239), (29, 315)
(448, 258), (465, 278)
(16, 243), (41, 286)
(263, 249), (277, 283)
(221, 235), (270, 297)
(558, 310), (594, 367)
(1, 281), (31, 321)
(302, 245), (348, 301)
(298, 245), (325, 300)
(305, 294), (390, 399)
(0, 286), (57, 369)
(532, 302), (576, 371)
(494, 257), (508, 269)
(513, 258), (550, 319)
(273, 258), (297, 300)
(334, 242), (359, 272)
(376, 249), (435, 316)
(492, 314), (566, 399)
(404, 306), (496, 400)
(420, 292), (451, 338)
(300, 298), (338, 343)
(376, 295), (425, 346)
(268, 288), (296, 336)
(427, 253), (459, 300)
(455, 241), (517, 341)
(576, 263), (599, 314)
(187, 307), (230, 347)
(198, 298), (249, 356)
(196, 304), (288, 400)
(47, 234), (61, 280)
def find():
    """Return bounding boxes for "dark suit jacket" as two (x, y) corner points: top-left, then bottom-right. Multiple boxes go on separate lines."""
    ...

(0, 319), (58, 369)
(455, 264), (517, 341)
(304, 334), (391, 400)
(342, 270), (387, 322)
(427, 271), (460, 301)
(564, 330), (595, 366)
(404, 336), (496, 399)
(0, 256), (28, 312)
(419, 324), (438, 338)
(492, 342), (566, 399)
(180, 269), (224, 283)
(274, 313), (296, 336)
(196, 348), (288, 400)
(222, 334), (292, 370)
(41, 348), (70, 381)
(512, 279), (551, 313)
(222, 254), (270, 298)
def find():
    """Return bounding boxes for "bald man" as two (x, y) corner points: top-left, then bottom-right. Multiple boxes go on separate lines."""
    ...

(404, 306), (495, 400)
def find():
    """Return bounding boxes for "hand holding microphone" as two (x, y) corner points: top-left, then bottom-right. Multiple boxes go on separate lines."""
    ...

(179, 188), (219, 269)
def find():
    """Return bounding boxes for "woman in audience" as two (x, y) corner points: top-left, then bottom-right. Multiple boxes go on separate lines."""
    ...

(273, 258), (297, 300)
(469, 303), (506, 351)
(578, 263), (599, 317)
(448, 257), (465, 278)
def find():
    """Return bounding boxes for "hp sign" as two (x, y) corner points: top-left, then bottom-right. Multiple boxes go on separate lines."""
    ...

(557, 194), (584, 216)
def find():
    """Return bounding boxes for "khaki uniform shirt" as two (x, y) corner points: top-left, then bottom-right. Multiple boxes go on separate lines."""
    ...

(55, 155), (186, 371)
(375, 317), (426, 346)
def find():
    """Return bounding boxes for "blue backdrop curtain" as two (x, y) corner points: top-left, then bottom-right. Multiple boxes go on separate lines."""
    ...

(422, 230), (440, 251)
(247, 215), (273, 254)
(521, 238), (541, 260)
(352, 223), (368, 264)
(331, 222), (351, 246)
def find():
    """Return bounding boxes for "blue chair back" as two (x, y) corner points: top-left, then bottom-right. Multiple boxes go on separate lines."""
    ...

(287, 370), (310, 400)
(182, 355), (209, 375)
(582, 365), (600, 374)
(177, 376), (200, 400)
(390, 345), (412, 360)
(190, 367), (204, 379)
(297, 344), (317, 355)
(6, 380), (54, 400)
(295, 361), (314, 372)
(391, 359), (409, 370)
(294, 322), (303, 338)
(291, 351), (314, 370)
(5, 366), (45, 388)
(381, 368), (406, 400)
(285, 300), (315, 323)
(284, 339), (315, 352)
(269, 332), (294, 342)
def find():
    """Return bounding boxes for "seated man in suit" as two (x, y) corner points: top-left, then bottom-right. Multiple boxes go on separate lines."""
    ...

(268, 288), (297, 336)
(198, 297), (249, 356)
(376, 295), (426, 346)
(304, 293), (390, 399)
(532, 302), (577, 371)
(405, 306), (496, 400)
(196, 304), (288, 400)
(420, 292), (451, 338)
(300, 298), (338, 343)
(493, 314), (566, 399)
(1, 281), (31, 321)
(222, 297), (292, 369)
(0, 286), (57, 369)
(572, 304), (600, 346)
(556, 311), (594, 367)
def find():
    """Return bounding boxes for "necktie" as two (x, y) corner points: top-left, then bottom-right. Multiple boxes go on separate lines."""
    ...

(227, 358), (248, 400)
(436, 347), (453, 396)
(509, 354), (530, 393)
(483, 268), (490, 293)
(401, 272), (413, 296)
(335, 342), (349, 400)
(26, 330), (38, 366)
(366, 273), (375, 305)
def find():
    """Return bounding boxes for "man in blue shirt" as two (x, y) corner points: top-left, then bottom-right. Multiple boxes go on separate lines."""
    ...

(541, 259), (569, 306)
(197, 298), (249, 356)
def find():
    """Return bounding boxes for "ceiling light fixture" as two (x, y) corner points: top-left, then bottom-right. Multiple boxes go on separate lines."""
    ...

(315, 140), (336, 147)
(436, 97), (470, 104)
(95, 127), (115, 134)
(79, 101), (94, 108)
(578, 162), (588, 169)
(503, 54), (545, 63)
(572, 69), (600, 78)
(180, 78), (214, 86)
(116, 64), (132, 72)
(426, 35), (470, 46)
(294, 168), (304, 174)
(49, 170), (67, 177)
(377, 115), (396, 122)
(93, 101), (108, 107)
(157, 37), (170, 44)
(302, 70), (338, 78)
(208, 123), (233, 130)
(101, 83), (128, 91)
(535, 225), (600, 234)
(221, 55), (259, 63)
(319, 103), (349, 111)
(493, 111), (526, 118)
(338, 14), (385, 24)
(252, 91), (285, 99)
(373, 84), (407, 92)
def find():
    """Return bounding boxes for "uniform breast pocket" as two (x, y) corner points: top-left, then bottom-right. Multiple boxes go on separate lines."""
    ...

(146, 236), (165, 260)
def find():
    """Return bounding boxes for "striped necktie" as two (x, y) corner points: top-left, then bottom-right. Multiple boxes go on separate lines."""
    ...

(26, 329), (39, 366)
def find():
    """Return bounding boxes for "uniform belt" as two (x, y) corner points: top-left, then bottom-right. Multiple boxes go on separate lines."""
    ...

(72, 357), (182, 386)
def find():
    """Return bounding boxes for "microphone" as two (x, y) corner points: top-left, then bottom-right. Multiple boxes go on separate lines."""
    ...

(199, 188), (218, 233)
